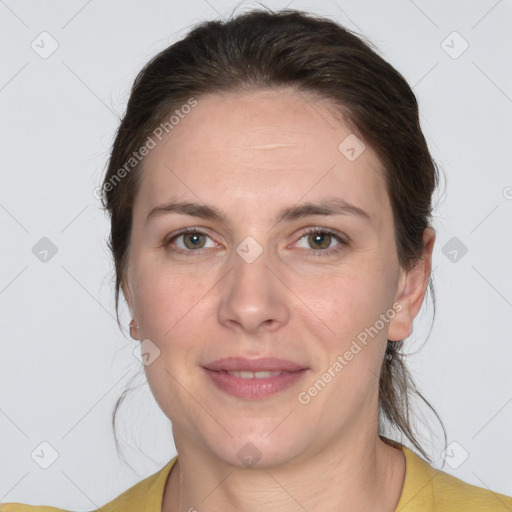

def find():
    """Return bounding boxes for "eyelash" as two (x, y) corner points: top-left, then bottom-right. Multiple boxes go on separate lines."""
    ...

(165, 227), (348, 257)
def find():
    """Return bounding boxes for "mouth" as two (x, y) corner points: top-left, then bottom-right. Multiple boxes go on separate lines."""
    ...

(202, 357), (309, 399)
(224, 370), (286, 379)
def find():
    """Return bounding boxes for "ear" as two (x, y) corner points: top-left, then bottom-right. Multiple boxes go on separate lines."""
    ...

(388, 227), (435, 342)
(121, 278), (134, 318)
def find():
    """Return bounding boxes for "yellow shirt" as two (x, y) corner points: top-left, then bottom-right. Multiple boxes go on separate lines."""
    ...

(2, 444), (512, 511)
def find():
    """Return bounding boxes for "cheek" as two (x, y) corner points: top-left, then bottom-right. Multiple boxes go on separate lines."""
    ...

(130, 257), (211, 338)
(297, 258), (395, 341)
(297, 268), (393, 406)
(131, 265), (209, 424)
(297, 260), (397, 400)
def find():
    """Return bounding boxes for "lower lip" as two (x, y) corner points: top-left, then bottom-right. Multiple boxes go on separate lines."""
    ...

(202, 368), (308, 399)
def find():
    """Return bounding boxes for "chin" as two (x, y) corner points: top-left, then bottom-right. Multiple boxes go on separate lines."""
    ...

(203, 424), (311, 470)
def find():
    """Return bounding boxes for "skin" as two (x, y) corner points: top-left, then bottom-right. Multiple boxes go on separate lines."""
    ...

(122, 87), (435, 512)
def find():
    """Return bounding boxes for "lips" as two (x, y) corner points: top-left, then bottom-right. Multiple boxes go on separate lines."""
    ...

(202, 357), (309, 399)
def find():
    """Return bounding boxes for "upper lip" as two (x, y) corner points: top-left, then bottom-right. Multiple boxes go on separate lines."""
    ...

(203, 357), (307, 372)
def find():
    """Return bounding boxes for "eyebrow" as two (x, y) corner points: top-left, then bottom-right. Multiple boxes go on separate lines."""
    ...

(145, 197), (373, 225)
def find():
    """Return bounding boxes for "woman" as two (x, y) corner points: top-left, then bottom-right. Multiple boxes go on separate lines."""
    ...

(3, 8), (511, 512)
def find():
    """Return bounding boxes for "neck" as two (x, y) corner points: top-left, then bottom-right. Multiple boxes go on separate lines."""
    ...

(162, 431), (405, 512)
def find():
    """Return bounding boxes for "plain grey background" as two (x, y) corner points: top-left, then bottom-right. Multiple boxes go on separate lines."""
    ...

(1, 0), (511, 508)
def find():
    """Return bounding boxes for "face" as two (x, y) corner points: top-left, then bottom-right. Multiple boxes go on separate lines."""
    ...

(123, 88), (423, 468)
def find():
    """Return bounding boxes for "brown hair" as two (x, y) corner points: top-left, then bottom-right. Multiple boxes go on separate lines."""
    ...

(102, 8), (445, 464)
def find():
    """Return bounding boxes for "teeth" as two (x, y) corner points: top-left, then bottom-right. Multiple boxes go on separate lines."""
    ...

(226, 370), (283, 379)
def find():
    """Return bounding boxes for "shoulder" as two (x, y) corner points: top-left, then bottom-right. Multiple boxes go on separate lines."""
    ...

(0, 456), (178, 512)
(433, 468), (512, 510)
(397, 445), (512, 511)
(96, 456), (177, 511)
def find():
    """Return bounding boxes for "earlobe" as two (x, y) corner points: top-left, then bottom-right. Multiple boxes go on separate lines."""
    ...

(388, 227), (436, 342)
(129, 318), (139, 340)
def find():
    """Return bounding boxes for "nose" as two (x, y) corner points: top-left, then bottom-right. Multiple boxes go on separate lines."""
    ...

(217, 240), (291, 334)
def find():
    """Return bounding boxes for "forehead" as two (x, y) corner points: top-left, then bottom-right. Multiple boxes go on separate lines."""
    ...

(134, 88), (389, 225)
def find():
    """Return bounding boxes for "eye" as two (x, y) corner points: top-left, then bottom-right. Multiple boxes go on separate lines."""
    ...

(166, 228), (217, 254)
(294, 228), (347, 255)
